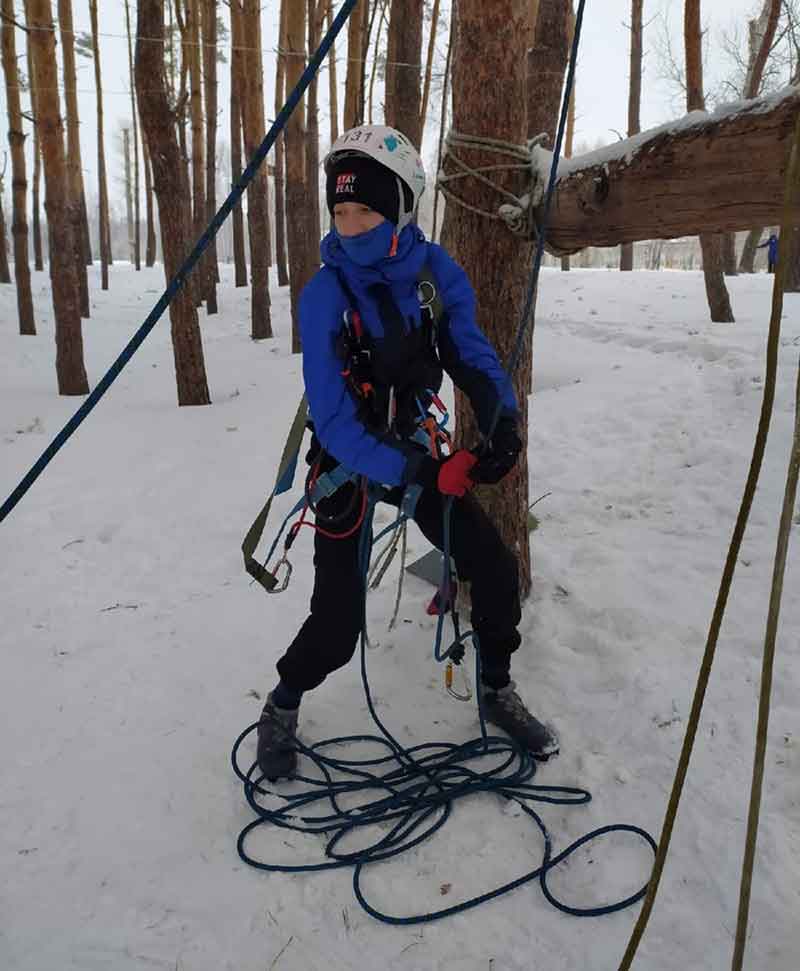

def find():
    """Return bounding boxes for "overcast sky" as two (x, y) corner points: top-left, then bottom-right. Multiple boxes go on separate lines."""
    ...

(0, 0), (786, 212)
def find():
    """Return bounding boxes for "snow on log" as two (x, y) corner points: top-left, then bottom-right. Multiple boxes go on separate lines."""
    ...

(543, 85), (800, 252)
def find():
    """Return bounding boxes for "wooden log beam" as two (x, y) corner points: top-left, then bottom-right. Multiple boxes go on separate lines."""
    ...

(543, 86), (800, 252)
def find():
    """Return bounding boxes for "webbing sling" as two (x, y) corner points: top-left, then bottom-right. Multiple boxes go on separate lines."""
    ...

(242, 395), (309, 591)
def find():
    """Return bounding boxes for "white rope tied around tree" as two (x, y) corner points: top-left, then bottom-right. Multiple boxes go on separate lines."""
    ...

(437, 129), (575, 252)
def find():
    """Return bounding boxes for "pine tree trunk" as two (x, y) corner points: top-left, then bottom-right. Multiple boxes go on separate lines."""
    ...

(739, 227), (763, 273)
(141, 134), (157, 266)
(385, 0), (423, 148)
(442, 0), (534, 597)
(785, 228), (800, 292)
(432, 5), (454, 242)
(327, 0), (339, 143)
(136, 0), (211, 406)
(306, 0), (323, 252)
(89, 0), (110, 289)
(685, 0), (734, 322)
(722, 231), (738, 275)
(367, 0), (387, 125)
(26, 0), (88, 394)
(621, 0), (642, 273)
(25, 17), (44, 272)
(285, 0), (311, 353)
(188, 0), (206, 307)
(1, 0), (36, 332)
(240, 0), (272, 338)
(0, 194), (10, 283)
(343, 0), (366, 128)
(229, 0), (248, 287)
(124, 127), (134, 260)
(203, 0), (218, 310)
(561, 4), (576, 272)
(419, 0), (440, 149)
(124, 0), (141, 270)
(56, 0), (89, 315)
(272, 0), (289, 285)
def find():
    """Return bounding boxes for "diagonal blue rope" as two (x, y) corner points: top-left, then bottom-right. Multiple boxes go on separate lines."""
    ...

(0, 0), (359, 527)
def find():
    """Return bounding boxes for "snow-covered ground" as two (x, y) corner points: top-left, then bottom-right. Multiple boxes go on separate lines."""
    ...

(1, 263), (798, 971)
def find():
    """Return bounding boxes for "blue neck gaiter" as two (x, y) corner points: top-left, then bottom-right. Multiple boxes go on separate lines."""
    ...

(335, 220), (396, 267)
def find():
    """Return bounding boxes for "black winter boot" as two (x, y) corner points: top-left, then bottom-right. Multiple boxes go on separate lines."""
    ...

(479, 681), (559, 760)
(257, 693), (299, 781)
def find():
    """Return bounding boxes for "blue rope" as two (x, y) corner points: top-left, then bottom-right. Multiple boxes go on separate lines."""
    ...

(0, 0), (359, 527)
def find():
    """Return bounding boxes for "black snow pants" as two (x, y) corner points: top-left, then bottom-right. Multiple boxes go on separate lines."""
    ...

(276, 482), (522, 693)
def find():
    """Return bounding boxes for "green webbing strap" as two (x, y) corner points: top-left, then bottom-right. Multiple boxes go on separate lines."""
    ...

(242, 395), (309, 592)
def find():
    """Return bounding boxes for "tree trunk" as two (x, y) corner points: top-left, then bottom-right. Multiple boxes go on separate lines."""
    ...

(538, 90), (800, 250)
(385, 0), (423, 148)
(202, 0), (218, 312)
(89, 0), (111, 289)
(527, 0), (571, 144)
(343, 0), (366, 128)
(272, 0), (289, 285)
(229, 0), (248, 286)
(240, 0), (272, 338)
(419, 0), (441, 149)
(685, 0), (734, 322)
(124, 0), (141, 270)
(367, 1), (387, 126)
(26, 0), (88, 394)
(57, 0), (90, 314)
(136, 0), (210, 406)
(1, 0), (36, 332)
(722, 230), (738, 275)
(306, 0), (323, 252)
(432, 4), (454, 242)
(0, 194), (10, 282)
(141, 135), (157, 266)
(124, 127), (134, 261)
(441, 0), (534, 597)
(785, 227), (800, 292)
(24, 17), (44, 272)
(561, 4), (576, 273)
(739, 226), (763, 273)
(620, 0), (643, 272)
(285, 0), (313, 353)
(188, 0), (206, 307)
(327, 0), (339, 143)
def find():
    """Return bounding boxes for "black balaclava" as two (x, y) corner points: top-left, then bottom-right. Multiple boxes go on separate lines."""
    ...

(326, 154), (400, 227)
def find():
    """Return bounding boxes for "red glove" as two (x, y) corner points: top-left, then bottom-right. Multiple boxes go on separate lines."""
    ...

(437, 450), (478, 497)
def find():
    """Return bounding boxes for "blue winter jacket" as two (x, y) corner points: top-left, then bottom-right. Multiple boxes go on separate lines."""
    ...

(299, 224), (519, 487)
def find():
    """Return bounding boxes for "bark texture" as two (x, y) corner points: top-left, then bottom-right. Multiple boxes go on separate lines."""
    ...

(419, 0), (441, 148)
(327, 0), (339, 143)
(306, 0), (323, 253)
(685, 0), (734, 322)
(89, 0), (111, 288)
(202, 0), (218, 312)
(385, 0), (424, 148)
(239, 0), (272, 338)
(272, 0), (289, 284)
(1, 0), (36, 332)
(441, 0), (534, 596)
(57, 0), (89, 313)
(136, 0), (210, 406)
(343, 0), (366, 128)
(125, 0), (141, 270)
(229, 0), (248, 286)
(27, 0), (88, 394)
(621, 0), (642, 272)
(0, 193), (10, 282)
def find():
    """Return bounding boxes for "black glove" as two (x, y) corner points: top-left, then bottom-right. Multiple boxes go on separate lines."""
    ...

(471, 417), (523, 484)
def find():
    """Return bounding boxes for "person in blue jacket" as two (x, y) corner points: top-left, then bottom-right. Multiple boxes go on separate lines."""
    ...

(257, 125), (558, 779)
(757, 232), (779, 273)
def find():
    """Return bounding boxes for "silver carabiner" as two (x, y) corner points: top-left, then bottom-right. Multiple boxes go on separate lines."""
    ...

(445, 660), (472, 702)
(265, 552), (293, 594)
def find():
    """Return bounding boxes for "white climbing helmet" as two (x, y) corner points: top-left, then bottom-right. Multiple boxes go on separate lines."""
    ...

(324, 124), (426, 232)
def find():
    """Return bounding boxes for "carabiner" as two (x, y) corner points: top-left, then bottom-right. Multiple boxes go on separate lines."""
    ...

(265, 552), (293, 594)
(445, 660), (472, 702)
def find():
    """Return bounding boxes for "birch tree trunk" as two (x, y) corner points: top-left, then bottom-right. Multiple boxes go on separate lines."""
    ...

(89, 0), (111, 289)
(229, 0), (247, 286)
(272, 0), (289, 284)
(240, 0), (272, 338)
(343, 0), (366, 128)
(621, 0), (643, 272)
(26, 0), (88, 394)
(202, 0), (218, 312)
(685, 0), (734, 322)
(124, 0), (141, 270)
(385, 0), (423, 148)
(1, 0), (36, 332)
(136, 0), (211, 406)
(442, 0), (534, 596)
